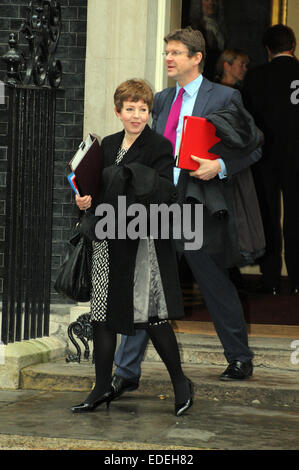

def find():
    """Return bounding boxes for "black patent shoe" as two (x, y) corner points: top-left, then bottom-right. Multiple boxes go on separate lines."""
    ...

(111, 374), (139, 399)
(71, 388), (115, 413)
(220, 360), (253, 381)
(175, 378), (194, 417)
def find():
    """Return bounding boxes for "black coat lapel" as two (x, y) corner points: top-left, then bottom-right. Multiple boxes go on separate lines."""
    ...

(119, 124), (152, 164)
(103, 125), (153, 167)
(104, 130), (124, 166)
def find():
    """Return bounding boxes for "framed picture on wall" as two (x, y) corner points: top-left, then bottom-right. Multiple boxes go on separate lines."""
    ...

(181, 0), (288, 80)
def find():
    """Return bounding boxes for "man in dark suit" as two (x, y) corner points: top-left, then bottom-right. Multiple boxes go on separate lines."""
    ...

(243, 24), (299, 295)
(111, 27), (260, 397)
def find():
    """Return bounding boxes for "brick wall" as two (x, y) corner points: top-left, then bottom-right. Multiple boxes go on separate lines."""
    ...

(0, 0), (88, 303)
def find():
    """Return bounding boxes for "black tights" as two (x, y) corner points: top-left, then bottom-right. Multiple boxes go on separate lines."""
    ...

(85, 321), (189, 405)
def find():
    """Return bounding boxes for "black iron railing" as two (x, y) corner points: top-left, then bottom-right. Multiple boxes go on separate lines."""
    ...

(1, 0), (62, 344)
(66, 313), (94, 363)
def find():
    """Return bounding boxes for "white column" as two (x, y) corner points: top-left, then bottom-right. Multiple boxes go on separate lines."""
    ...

(154, 0), (170, 92)
(83, 0), (170, 138)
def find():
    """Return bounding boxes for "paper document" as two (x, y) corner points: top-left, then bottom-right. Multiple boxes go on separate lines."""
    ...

(67, 172), (80, 195)
(69, 134), (94, 171)
(68, 133), (104, 204)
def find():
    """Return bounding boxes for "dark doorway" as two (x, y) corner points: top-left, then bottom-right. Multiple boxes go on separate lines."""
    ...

(181, 0), (271, 80)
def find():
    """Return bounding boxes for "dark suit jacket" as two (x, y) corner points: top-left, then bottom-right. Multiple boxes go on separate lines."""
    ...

(152, 77), (263, 267)
(152, 77), (260, 176)
(243, 55), (299, 171)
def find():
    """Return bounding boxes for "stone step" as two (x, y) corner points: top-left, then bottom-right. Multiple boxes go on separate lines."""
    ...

(20, 360), (299, 409)
(152, 333), (299, 369)
(20, 333), (299, 408)
(67, 332), (299, 370)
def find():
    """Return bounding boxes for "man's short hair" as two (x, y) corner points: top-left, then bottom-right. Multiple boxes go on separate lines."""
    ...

(263, 24), (296, 55)
(164, 26), (206, 72)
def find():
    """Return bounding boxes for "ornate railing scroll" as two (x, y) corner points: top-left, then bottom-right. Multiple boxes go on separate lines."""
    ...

(2, 0), (62, 88)
(66, 314), (94, 364)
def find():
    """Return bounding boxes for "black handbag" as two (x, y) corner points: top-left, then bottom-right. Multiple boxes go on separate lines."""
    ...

(54, 229), (92, 302)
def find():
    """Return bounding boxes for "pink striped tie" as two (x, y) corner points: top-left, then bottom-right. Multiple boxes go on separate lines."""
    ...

(164, 88), (185, 155)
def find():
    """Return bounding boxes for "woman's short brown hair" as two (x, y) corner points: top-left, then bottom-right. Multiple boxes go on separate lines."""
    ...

(114, 79), (154, 113)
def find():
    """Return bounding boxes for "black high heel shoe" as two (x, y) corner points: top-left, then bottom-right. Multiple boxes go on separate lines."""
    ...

(71, 388), (115, 413)
(175, 378), (194, 417)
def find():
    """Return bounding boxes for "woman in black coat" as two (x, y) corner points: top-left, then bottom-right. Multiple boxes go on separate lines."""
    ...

(71, 79), (193, 416)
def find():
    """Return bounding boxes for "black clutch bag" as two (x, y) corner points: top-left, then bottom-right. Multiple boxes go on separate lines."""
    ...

(54, 229), (92, 302)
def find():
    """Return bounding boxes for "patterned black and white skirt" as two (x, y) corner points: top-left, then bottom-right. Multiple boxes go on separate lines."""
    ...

(90, 237), (169, 325)
(90, 240), (109, 322)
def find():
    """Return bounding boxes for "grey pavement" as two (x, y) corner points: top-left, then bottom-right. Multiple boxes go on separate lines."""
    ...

(0, 361), (298, 451)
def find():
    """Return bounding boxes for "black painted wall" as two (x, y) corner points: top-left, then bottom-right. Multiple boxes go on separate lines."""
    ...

(0, 0), (88, 303)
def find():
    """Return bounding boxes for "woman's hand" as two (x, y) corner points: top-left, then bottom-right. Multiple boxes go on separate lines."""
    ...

(189, 155), (221, 181)
(75, 194), (92, 210)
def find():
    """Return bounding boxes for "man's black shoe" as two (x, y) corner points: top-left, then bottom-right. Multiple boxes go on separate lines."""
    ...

(111, 374), (139, 399)
(220, 360), (253, 381)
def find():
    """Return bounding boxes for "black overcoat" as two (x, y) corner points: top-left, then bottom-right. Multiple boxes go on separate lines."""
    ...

(83, 125), (184, 335)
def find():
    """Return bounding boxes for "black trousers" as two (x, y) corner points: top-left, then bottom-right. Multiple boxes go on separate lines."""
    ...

(253, 163), (299, 289)
(183, 249), (252, 363)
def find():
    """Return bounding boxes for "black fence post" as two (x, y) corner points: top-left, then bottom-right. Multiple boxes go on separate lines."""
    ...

(0, 0), (62, 344)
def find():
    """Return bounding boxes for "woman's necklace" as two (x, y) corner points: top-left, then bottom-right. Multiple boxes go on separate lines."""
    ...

(121, 139), (130, 150)
(122, 133), (137, 150)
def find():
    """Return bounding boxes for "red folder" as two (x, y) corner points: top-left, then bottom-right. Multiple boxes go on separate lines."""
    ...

(176, 116), (221, 170)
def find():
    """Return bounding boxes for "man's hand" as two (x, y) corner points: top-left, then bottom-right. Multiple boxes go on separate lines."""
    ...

(189, 155), (221, 180)
(75, 194), (92, 210)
